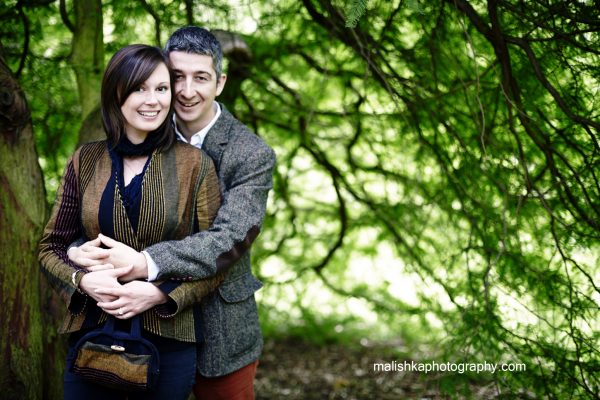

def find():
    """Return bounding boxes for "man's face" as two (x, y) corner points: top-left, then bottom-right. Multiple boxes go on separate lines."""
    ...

(169, 51), (226, 132)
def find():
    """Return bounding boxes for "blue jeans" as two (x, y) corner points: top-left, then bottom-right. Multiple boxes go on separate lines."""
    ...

(64, 336), (196, 400)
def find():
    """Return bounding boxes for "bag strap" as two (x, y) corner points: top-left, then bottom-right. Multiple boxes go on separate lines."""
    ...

(130, 315), (142, 338)
(102, 315), (143, 339)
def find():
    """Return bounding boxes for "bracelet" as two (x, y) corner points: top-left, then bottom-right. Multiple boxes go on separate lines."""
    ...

(71, 270), (87, 295)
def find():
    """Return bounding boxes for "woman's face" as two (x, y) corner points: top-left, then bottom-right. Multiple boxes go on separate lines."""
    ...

(121, 62), (171, 142)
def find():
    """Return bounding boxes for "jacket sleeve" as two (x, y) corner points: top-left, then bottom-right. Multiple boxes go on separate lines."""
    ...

(38, 156), (88, 314)
(152, 157), (227, 316)
(145, 140), (276, 280)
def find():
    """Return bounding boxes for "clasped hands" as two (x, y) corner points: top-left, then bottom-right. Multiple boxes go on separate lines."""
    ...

(69, 234), (166, 319)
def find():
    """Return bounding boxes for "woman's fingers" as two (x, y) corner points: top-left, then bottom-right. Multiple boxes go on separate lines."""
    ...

(86, 263), (114, 272)
(97, 298), (135, 320)
(98, 233), (119, 248)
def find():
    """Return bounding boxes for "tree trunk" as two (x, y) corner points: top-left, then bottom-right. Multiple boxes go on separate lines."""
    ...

(0, 47), (50, 399)
(72, 0), (104, 145)
(213, 30), (252, 115)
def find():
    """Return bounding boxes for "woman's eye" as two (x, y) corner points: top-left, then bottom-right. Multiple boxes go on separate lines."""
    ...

(157, 86), (169, 92)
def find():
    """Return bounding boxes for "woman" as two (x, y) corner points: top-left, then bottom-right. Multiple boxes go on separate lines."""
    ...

(39, 44), (223, 399)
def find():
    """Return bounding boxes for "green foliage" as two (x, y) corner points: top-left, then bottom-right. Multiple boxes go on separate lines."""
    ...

(345, 0), (368, 28)
(2, 0), (599, 398)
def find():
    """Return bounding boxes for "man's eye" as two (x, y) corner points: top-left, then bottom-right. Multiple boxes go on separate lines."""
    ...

(175, 75), (184, 81)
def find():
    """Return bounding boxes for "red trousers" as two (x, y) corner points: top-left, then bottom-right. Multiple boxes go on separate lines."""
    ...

(193, 361), (258, 400)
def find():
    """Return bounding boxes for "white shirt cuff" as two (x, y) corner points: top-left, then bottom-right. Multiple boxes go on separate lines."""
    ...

(142, 251), (159, 281)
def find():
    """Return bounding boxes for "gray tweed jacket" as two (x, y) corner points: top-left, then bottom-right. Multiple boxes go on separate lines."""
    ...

(145, 104), (276, 377)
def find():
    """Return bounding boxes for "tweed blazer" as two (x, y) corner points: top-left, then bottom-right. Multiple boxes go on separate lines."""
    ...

(145, 105), (276, 377)
(39, 141), (224, 342)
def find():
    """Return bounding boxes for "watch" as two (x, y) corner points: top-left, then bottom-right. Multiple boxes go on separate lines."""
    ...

(71, 270), (87, 295)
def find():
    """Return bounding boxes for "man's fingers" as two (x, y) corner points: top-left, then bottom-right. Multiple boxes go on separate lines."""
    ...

(109, 264), (134, 277)
(94, 287), (122, 298)
(86, 264), (114, 272)
(97, 295), (118, 303)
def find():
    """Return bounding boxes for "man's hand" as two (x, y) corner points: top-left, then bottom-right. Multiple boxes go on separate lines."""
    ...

(96, 280), (168, 320)
(69, 234), (149, 281)
(78, 266), (133, 303)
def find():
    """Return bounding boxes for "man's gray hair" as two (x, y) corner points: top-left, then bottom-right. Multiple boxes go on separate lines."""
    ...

(165, 26), (223, 77)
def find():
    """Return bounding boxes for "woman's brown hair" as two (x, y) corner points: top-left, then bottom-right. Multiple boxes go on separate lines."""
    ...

(101, 44), (175, 150)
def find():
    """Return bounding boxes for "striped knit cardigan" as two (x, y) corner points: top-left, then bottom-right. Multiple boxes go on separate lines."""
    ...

(39, 140), (224, 342)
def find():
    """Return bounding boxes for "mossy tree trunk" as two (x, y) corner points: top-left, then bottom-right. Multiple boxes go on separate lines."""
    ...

(0, 46), (52, 399)
(65, 0), (104, 145)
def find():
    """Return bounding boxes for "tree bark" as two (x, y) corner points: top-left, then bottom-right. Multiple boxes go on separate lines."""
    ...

(213, 30), (252, 115)
(0, 46), (49, 399)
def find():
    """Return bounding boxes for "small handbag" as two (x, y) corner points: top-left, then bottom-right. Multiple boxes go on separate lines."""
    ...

(69, 315), (160, 391)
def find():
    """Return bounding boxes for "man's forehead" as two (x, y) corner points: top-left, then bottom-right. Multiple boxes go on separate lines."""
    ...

(169, 52), (214, 74)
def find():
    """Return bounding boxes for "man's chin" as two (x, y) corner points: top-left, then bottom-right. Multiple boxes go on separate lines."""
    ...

(175, 106), (199, 118)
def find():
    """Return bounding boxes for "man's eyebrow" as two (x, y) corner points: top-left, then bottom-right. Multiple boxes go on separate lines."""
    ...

(172, 69), (212, 76)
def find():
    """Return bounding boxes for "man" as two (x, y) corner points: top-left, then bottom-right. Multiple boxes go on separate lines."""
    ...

(70, 26), (275, 399)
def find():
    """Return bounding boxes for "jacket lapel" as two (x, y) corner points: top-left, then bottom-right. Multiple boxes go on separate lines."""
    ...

(201, 103), (231, 169)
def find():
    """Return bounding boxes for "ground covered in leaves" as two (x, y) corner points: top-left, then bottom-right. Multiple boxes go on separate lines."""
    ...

(255, 338), (501, 399)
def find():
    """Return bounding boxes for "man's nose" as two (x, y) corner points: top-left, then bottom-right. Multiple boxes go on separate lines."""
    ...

(179, 78), (194, 98)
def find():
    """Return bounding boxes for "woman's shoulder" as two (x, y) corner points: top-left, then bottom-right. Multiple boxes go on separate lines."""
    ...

(74, 140), (108, 157)
(170, 141), (211, 162)
(70, 140), (108, 168)
(161, 142), (215, 187)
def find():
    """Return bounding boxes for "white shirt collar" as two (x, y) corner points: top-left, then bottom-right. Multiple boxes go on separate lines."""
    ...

(173, 102), (221, 149)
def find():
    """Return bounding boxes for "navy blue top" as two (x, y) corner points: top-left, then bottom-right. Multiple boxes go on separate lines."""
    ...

(99, 147), (151, 235)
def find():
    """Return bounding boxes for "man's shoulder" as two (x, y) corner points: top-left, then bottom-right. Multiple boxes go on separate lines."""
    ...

(216, 108), (273, 154)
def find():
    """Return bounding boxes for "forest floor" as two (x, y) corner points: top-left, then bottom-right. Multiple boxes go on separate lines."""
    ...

(255, 337), (501, 399)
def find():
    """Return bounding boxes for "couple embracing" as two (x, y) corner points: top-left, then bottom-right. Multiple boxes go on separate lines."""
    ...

(39, 26), (275, 399)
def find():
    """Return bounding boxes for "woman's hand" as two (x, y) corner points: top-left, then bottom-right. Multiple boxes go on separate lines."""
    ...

(69, 234), (148, 281)
(78, 266), (133, 303)
(67, 236), (112, 271)
(95, 280), (168, 320)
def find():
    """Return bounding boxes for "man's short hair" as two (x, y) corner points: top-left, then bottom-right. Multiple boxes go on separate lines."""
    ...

(165, 26), (223, 77)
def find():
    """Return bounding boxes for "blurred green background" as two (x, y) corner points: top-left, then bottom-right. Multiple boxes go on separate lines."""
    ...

(0, 0), (598, 398)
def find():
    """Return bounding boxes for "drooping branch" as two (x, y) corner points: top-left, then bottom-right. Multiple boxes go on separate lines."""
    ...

(140, 0), (162, 47)
(441, 0), (600, 233)
(15, 2), (30, 78)
(59, 0), (74, 32)
(506, 35), (600, 137)
(185, 0), (194, 25)
(212, 29), (252, 112)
